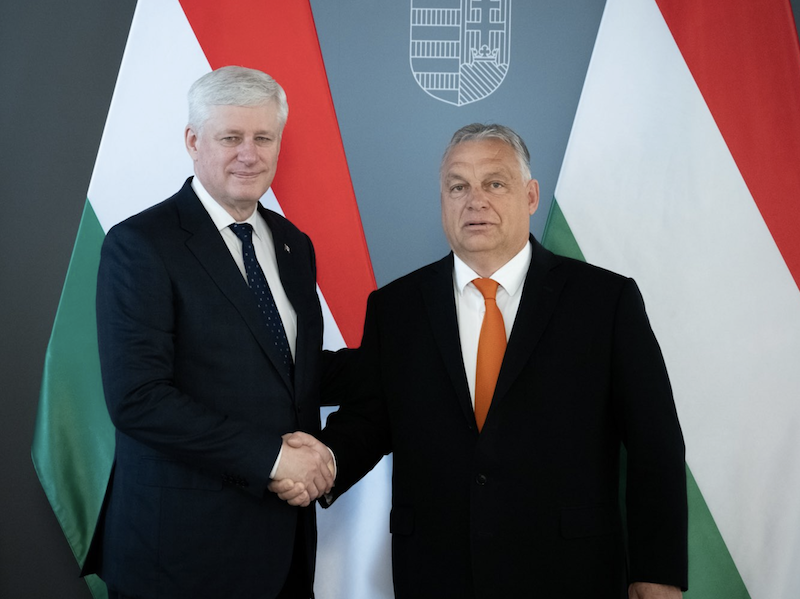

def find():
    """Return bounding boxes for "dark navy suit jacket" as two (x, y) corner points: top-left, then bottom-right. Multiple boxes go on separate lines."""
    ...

(86, 178), (326, 598)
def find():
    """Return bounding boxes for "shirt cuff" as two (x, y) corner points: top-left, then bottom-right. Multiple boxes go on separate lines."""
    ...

(269, 444), (283, 479)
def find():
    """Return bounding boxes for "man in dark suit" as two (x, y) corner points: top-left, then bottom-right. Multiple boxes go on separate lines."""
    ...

(87, 66), (334, 599)
(280, 124), (687, 598)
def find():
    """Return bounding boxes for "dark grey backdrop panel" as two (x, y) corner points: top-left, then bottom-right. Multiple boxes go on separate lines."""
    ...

(1, 2), (137, 598)
(310, 0), (605, 285)
(2, 2), (799, 598)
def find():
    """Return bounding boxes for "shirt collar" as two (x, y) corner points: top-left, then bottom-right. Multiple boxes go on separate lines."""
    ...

(453, 240), (532, 296)
(191, 177), (268, 239)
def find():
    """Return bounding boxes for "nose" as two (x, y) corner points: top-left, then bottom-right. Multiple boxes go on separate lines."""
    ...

(237, 139), (258, 164)
(466, 187), (489, 209)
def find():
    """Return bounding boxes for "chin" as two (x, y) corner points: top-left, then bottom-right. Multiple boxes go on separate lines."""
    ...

(234, 185), (269, 200)
(459, 237), (497, 252)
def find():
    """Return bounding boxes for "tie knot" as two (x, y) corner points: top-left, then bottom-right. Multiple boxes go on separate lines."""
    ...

(230, 223), (254, 243)
(472, 278), (500, 300)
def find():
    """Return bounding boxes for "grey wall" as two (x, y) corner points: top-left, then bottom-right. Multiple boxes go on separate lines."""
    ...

(2, 3), (137, 597)
(311, 0), (605, 286)
(2, 1), (799, 598)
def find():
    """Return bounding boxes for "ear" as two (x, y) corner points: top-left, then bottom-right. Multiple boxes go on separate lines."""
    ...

(527, 178), (540, 215)
(185, 126), (199, 159)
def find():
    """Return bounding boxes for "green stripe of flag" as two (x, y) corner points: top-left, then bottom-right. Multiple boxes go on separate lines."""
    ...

(542, 198), (585, 262)
(31, 200), (113, 599)
(683, 467), (748, 597)
(542, 198), (749, 598)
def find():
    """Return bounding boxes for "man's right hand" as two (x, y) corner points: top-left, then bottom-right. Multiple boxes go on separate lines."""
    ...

(269, 432), (335, 506)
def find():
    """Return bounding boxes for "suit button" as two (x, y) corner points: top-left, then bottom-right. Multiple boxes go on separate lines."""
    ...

(476, 474), (487, 486)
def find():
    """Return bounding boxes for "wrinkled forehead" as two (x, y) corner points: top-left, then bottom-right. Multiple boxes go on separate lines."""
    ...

(441, 140), (518, 180)
(201, 102), (283, 131)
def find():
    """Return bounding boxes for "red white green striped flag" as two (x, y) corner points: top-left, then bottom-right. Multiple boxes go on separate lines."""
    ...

(31, 1), (387, 597)
(544, 0), (800, 597)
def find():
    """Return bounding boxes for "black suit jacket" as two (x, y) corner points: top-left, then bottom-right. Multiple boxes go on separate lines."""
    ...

(87, 179), (325, 598)
(321, 237), (688, 599)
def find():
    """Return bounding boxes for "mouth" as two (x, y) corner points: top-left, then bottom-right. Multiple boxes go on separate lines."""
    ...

(464, 221), (495, 229)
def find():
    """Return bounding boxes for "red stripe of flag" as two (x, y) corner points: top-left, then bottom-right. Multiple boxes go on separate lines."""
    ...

(179, 0), (376, 346)
(656, 0), (800, 291)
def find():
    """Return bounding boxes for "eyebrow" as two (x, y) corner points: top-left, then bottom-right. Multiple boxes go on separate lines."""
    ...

(481, 169), (512, 180)
(444, 172), (467, 183)
(218, 128), (277, 136)
(444, 168), (511, 183)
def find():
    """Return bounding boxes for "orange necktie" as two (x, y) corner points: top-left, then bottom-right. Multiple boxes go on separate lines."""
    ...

(472, 278), (506, 431)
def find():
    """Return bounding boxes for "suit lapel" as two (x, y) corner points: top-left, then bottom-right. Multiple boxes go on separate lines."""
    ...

(419, 254), (476, 427)
(262, 207), (306, 318)
(175, 184), (294, 392)
(493, 237), (566, 405)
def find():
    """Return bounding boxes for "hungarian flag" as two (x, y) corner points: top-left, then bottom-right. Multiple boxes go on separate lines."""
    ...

(31, 1), (389, 598)
(544, 0), (800, 597)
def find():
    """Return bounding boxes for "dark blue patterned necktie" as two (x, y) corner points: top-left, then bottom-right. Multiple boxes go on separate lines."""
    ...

(230, 223), (293, 379)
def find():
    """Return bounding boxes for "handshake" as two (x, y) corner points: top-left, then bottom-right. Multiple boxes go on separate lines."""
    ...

(268, 431), (335, 507)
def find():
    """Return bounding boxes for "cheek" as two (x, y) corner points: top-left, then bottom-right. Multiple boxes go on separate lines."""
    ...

(442, 207), (460, 232)
(205, 152), (233, 174)
(200, 158), (221, 179)
(261, 148), (280, 165)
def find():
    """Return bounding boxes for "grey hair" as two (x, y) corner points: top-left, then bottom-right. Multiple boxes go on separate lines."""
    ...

(440, 123), (532, 181)
(187, 66), (288, 133)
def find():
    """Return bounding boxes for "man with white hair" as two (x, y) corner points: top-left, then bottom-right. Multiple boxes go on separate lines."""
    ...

(86, 66), (333, 599)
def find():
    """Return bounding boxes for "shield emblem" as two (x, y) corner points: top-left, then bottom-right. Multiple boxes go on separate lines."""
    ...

(410, 0), (512, 106)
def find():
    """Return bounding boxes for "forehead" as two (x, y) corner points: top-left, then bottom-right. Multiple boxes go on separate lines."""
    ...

(442, 139), (517, 177)
(204, 102), (280, 131)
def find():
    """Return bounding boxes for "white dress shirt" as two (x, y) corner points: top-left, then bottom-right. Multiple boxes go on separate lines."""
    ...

(453, 241), (532, 406)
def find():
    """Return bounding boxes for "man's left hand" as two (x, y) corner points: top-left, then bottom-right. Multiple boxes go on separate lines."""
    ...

(629, 582), (682, 599)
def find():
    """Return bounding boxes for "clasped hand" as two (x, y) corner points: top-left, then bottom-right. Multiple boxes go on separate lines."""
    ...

(628, 582), (682, 599)
(268, 432), (335, 507)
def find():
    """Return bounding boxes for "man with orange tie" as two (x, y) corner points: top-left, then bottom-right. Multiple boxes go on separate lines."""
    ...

(305, 124), (688, 598)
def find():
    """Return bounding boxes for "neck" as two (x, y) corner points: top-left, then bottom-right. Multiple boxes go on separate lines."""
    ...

(219, 200), (258, 223)
(457, 238), (530, 278)
(457, 255), (503, 279)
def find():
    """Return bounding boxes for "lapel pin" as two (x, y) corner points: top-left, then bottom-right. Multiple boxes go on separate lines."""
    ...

(284, 244), (291, 253)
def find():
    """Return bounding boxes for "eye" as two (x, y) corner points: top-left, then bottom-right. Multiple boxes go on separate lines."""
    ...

(490, 181), (504, 189)
(220, 136), (240, 146)
(255, 136), (273, 145)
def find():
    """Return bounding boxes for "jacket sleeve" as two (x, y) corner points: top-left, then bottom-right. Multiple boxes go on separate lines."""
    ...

(318, 291), (392, 504)
(613, 278), (688, 590)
